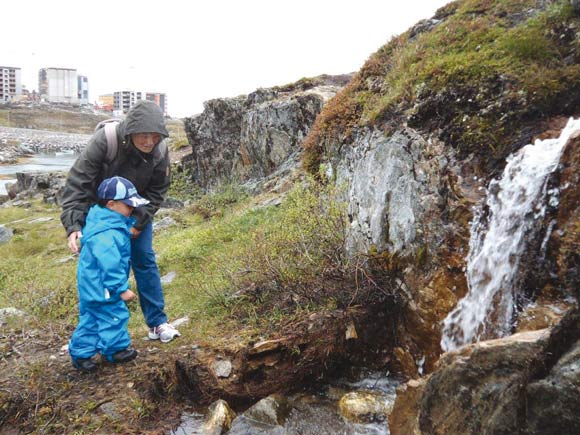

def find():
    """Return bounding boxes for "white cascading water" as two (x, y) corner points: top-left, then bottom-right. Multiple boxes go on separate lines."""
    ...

(441, 118), (580, 352)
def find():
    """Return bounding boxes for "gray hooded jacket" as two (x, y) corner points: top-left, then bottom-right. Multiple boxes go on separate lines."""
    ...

(60, 100), (170, 234)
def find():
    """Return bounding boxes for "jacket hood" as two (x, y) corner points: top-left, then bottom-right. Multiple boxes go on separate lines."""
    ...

(82, 205), (135, 241)
(121, 100), (169, 138)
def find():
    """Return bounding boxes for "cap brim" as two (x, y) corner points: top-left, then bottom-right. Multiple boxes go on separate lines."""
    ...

(120, 196), (150, 208)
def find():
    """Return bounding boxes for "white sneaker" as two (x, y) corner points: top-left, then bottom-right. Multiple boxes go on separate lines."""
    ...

(149, 323), (181, 343)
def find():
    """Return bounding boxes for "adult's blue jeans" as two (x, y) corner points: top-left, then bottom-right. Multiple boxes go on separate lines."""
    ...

(131, 222), (167, 328)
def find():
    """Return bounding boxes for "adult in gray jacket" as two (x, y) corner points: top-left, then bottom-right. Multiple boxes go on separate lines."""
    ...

(61, 100), (180, 343)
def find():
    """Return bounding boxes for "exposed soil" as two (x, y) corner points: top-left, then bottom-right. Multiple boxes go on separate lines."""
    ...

(0, 303), (395, 433)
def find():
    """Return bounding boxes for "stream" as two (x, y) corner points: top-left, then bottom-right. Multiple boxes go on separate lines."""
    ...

(0, 152), (77, 195)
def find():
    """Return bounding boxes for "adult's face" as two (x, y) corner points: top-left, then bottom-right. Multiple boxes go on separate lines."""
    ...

(131, 132), (161, 154)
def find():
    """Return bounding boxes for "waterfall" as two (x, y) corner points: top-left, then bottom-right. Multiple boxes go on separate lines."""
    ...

(441, 118), (580, 352)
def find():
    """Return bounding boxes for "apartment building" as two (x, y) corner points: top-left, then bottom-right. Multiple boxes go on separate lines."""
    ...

(114, 90), (167, 115)
(39, 67), (79, 104)
(78, 75), (89, 105)
(0, 66), (23, 103)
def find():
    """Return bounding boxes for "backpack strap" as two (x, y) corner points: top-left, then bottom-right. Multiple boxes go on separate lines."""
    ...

(103, 122), (118, 163)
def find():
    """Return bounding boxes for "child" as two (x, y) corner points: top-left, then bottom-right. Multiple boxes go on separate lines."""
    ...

(69, 176), (150, 372)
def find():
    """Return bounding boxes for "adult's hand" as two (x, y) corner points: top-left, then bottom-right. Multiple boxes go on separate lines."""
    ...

(67, 231), (82, 254)
(130, 227), (142, 239)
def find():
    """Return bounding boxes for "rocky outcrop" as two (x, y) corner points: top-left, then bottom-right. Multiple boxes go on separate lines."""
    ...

(389, 308), (580, 435)
(6, 172), (67, 204)
(183, 75), (351, 191)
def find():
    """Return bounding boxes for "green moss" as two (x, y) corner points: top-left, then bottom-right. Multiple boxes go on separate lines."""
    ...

(303, 0), (580, 174)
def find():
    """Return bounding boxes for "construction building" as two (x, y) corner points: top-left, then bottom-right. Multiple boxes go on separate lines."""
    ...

(0, 66), (23, 103)
(38, 67), (79, 104)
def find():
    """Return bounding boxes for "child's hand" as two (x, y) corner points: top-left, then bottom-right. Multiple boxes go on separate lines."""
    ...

(121, 290), (136, 302)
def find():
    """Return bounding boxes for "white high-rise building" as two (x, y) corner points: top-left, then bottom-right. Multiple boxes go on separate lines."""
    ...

(77, 75), (89, 105)
(39, 67), (79, 104)
(0, 66), (23, 103)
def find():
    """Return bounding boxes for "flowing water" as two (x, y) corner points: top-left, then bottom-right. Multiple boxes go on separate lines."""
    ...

(441, 118), (580, 352)
(170, 371), (398, 434)
(0, 152), (77, 195)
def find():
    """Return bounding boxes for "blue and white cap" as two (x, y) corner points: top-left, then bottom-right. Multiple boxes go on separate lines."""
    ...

(97, 176), (150, 208)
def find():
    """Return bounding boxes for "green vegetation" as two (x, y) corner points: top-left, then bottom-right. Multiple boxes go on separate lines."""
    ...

(0, 181), (351, 347)
(304, 0), (580, 173)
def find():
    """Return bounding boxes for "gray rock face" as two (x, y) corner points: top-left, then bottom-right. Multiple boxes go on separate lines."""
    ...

(525, 339), (580, 434)
(184, 79), (347, 190)
(7, 171), (67, 204)
(336, 127), (449, 257)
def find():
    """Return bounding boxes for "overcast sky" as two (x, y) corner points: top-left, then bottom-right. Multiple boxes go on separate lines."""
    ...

(3, 0), (450, 118)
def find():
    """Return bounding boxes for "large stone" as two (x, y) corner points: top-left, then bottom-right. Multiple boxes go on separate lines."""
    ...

(417, 329), (549, 434)
(242, 394), (291, 426)
(203, 399), (236, 435)
(525, 339), (580, 434)
(338, 390), (394, 424)
(389, 379), (426, 435)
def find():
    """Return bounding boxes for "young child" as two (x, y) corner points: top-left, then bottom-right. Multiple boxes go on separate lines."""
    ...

(69, 176), (150, 372)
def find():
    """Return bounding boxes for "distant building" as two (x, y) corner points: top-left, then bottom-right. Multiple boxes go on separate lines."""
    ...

(39, 67), (79, 104)
(77, 75), (89, 105)
(114, 90), (144, 113)
(0, 66), (23, 103)
(97, 94), (114, 112)
(146, 92), (167, 116)
(113, 90), (167, 115)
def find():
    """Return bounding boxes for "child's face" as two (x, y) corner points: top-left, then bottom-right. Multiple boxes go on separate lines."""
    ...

(107, 200), (135, 217)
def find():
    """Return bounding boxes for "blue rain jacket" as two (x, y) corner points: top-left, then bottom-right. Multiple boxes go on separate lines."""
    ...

(77, 205), (135, 305)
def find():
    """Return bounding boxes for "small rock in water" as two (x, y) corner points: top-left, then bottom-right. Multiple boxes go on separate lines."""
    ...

(203, 399), (236, 435)
(338, 391), (394, 424)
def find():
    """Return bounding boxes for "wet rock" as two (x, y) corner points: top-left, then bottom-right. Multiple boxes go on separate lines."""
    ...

(389, 379), (425, 435)
(338, 390), (394, 424)
(203, 399), (236, 435)
(418, 329), (549, 434)
(392, 347), (418, 378)
(525, 339), (580, 434)
(242, 394), (292, 426)
(211, 358), (233, 378)
(0, 224), (13, 245)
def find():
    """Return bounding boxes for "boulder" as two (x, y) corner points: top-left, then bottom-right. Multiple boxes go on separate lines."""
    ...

(203, 399), (236, 435)
(338, 390), (394, 424)
(242, 394), (291, 426)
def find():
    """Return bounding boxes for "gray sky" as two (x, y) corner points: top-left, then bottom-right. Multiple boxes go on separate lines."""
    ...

(3, 0), (450, 118)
